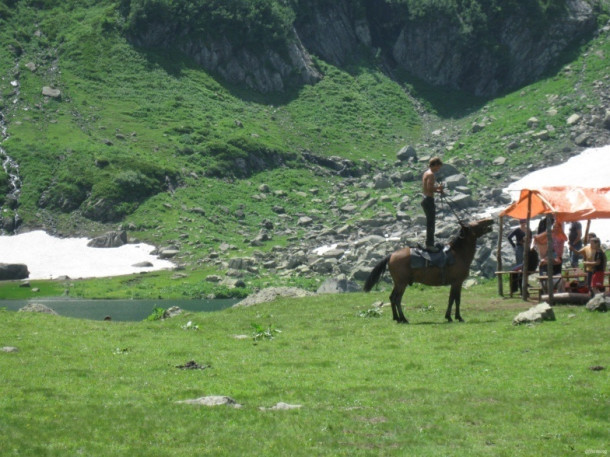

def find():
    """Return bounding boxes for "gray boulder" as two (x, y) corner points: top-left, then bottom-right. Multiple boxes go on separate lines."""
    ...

(446, 193), (476, 209)
(317, 277), (361, 294)
(42, 86), (61, 98)
(513, 302), (556, 325)
(176, 395), (242, 408)
(0, 263), (29, 280)
(585, 294), (609, 312)
(19, 303), (58, 315)
(234, 287), (315, 307)
(396, 145), (417, 161)
(87, 230), (127, 248)
(444, 174), (468, 190)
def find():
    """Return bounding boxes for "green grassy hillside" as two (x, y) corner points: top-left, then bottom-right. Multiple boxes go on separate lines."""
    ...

(1, 0), (609, 298)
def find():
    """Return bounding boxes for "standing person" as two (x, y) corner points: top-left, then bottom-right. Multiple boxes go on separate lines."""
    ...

(588, 238), (607, 295)
(568, 221), (583, 268)
(534, 222), (567, 276)
(507, 219), (530, 267)
(421, 157), (444, 252)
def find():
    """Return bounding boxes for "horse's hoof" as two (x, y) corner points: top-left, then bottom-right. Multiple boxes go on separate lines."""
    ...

(445, 316), (453, 323)
(456, 317), (465, 323)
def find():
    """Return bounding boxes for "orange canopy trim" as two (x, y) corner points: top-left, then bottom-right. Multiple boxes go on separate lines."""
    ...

(500, 187), (610, 222)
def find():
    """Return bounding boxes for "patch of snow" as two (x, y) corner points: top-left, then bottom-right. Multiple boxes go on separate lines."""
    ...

(0, 230), (174, 279)
(313, 243), (337, 255)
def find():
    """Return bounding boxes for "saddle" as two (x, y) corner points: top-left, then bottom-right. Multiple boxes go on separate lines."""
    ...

(411, 245), (455, 285)
(411, 245), (455, 269)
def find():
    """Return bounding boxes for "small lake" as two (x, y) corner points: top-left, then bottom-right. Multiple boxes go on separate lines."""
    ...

(0, 298), (239, 321)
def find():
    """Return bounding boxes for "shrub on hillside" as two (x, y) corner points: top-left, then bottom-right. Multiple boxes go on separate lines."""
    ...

(200, 137), (295, 178)
(119, 0), (295, 49)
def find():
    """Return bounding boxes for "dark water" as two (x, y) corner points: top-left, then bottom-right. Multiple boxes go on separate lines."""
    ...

(0, 298), (239, 321)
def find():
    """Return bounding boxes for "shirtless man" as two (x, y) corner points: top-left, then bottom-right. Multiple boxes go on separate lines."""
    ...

(421, 157), (444, 252)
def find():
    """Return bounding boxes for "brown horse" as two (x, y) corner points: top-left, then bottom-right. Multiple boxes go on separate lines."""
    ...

(363, 218), (493, 323)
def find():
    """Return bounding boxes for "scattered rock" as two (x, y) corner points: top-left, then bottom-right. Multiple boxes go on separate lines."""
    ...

(234, 287), (315, 307)
(18, 303), (58, 315)
(158, 248), (179, 259)
(164, 306), (183, 318)
(87, 230), (127, 248)
(585, 294), (608, 312)
(132, 261), (153, 268)
(176, 360), (210, 370)
(41, 86), (61, 98)
(259, 402), (303, 411)
(297, 216), (313, 227)
(316, 278), (360, 294)
(513, 302), (556, 325)
(589, 365), (604, 371)
(176, 396), (242, 408)
(1, 346), (18, 353)
(396, 145), (417, 161)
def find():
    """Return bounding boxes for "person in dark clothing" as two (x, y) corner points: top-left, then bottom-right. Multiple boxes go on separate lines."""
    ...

(568, 221), (583, 268)
(507, 219), (530, 267)
(421, 157), (444, 252)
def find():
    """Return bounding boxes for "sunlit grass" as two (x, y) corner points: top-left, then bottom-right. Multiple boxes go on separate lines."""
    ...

(0, 285), (607, 456)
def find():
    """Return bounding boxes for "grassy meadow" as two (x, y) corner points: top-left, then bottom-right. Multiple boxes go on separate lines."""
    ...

(0, 283), (608, 456)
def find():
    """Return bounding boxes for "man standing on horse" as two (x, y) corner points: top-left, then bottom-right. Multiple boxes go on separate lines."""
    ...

(421, 157), (444, 252)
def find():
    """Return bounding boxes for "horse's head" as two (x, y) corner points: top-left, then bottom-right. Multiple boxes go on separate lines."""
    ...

(468, 218), (494, 238)
(450, 218), (494, 249)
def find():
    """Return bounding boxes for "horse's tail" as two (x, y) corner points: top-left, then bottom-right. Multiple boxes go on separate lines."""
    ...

(363, 255), (391, 292)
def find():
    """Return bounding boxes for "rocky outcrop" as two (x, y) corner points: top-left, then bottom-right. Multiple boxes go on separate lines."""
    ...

(391, 0), (596, 96)
(295, 2), (371, 66)
(128, 26), (321, 93)
(123, 0), (598, 96)
(87, 230), (127, 248)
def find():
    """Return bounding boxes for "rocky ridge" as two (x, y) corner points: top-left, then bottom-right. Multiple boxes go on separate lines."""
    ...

(127, 0), (598, 96)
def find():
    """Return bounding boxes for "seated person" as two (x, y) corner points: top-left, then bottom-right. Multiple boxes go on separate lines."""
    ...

(510, 249), (539, 294)
(571, 232), (599, 294)
(587, 237), (607, 296)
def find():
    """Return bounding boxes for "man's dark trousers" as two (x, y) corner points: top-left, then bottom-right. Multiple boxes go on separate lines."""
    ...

(421, 196), (436, 247)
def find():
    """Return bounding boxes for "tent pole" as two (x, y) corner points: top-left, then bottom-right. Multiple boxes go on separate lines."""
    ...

(521, 194), (532, 301)
(546, 214), (554, 305)
(497, 216), (504, 296)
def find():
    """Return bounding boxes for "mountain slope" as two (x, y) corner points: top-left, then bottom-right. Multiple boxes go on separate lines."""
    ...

(0, 0), (609, 297)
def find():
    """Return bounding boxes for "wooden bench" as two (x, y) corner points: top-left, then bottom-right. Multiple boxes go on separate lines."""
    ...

(495, 270), (536, 298)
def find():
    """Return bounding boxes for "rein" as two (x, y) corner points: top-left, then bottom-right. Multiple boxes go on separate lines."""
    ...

(439, 190), (467, 228)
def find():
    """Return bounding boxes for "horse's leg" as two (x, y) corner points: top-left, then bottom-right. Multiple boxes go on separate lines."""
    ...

(389, 287), (400, 322)
(454, 283), (464, 322)
(445, 284), (458, 322)
(390, 285), (408, 324)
